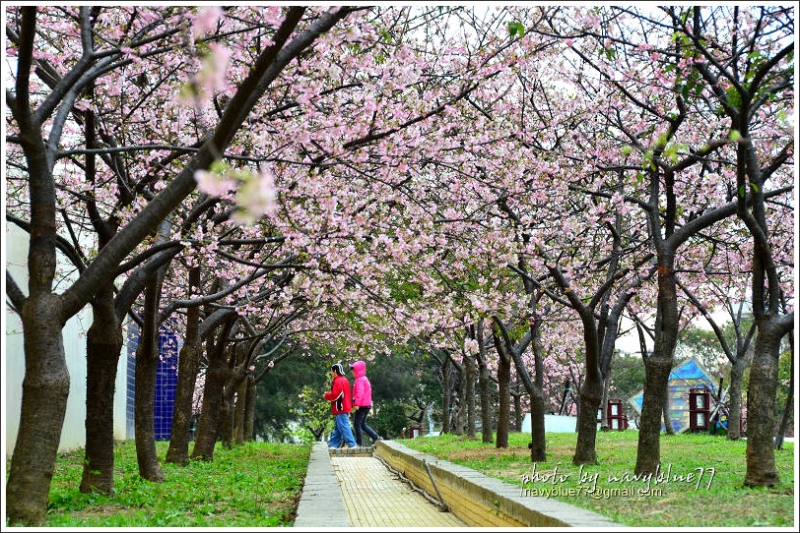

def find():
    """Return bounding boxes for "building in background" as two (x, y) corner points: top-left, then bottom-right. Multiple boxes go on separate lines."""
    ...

(628, 357), (717, 433)
(4, 225), (129, 457)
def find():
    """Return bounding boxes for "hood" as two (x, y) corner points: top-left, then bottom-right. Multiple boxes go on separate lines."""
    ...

(349, 360), (366, 378)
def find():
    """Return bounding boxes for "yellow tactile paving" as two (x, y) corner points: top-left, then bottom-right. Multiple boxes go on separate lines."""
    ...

(331, 455), (467, 527)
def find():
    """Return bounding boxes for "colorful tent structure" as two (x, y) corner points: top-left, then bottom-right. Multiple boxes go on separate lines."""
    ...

(628, 357), (718, 433)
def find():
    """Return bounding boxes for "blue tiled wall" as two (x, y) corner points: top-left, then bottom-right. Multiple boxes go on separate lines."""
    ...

(155, 329), (180, 440)
(126, 343), (135, 440)
(126, 325), (182, 441)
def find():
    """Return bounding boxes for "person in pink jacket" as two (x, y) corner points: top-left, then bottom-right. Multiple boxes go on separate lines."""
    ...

(349, 360), (382, 445)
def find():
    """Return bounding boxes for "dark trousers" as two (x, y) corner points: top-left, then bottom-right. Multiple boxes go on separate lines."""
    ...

(354, 406), (380, 445)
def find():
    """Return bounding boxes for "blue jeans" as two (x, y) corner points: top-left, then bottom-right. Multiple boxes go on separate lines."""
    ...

(354, 406), (380, 445)
(328, 413), (357, 448)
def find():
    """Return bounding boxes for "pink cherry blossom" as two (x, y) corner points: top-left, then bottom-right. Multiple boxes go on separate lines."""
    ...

(194, 169), (235, 197)
(193, 7), (223, 40)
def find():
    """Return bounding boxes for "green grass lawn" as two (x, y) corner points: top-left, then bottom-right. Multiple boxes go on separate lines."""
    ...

(39, 440), (311, 527)
(400, 431), (796, 528)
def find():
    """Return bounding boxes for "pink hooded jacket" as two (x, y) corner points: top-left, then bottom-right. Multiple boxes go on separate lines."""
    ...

(349, 360), (373, 408)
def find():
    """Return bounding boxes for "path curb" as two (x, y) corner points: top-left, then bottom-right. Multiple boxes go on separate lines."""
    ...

(293, 442), (349, 528)
(374, 440), (624, 528)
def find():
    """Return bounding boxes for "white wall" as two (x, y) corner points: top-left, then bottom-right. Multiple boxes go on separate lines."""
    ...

(521, 413), (602, 433)
(4, 224), (128, 458)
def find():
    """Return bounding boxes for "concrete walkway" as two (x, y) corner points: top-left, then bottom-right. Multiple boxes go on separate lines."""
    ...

(293, 440), (620, 528)
(293, 442), (465, 528)
(333, 455), (466, 527)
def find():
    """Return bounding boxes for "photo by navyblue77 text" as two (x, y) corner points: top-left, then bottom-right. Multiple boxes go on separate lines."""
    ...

(519, 462), (716, 498)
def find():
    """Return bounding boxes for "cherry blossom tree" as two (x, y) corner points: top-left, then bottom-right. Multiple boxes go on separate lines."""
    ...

(675, 5), (794, 486)
(4, 6), (362, 524)
(538, 5), (793, 478)
(8, 4), (539, 519)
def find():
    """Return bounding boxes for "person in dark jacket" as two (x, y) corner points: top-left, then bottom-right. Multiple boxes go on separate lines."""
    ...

(350, 360), (382, 445)
(323, 363), (357, 449)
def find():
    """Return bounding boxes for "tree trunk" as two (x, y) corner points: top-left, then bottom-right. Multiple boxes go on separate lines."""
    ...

(635, 260), (680, 475)
(496, 344), (511, 448)
(464, 354), (477, 439)
(498, 318), (546, 462)
(78, 82), (126, 495)
(192, 344), (229, 460)
(663, 399), (675, 436)
(512, 386), (523, 432)
(573, 375), (602, 464)
(6, 294), (70, 526)
(528, 319), (547, 462)
(220, 390), (234, 449)
(573, 376), (582, 427)
(571, 315), (604, 465)
(528, 380), (547, 462)
(478, 367), (494, 443)
(476, 323), (494, 444)
(440, 358), (452, 435)
(234, 378), (248, 445)
(133, 342), (166, 481)
(726, 354), (749, 440)
(600, 377), (610, 431)
(744, 322), (785, 486)
(454, 363), (467, 436)
(165, 268), (202, 464)
(220, 362), (247, 448)
(244, 374), (256, 441)
(81, 285), (123, 494)
(165, 358), (199, 458)
(134, 276), (166, 482)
